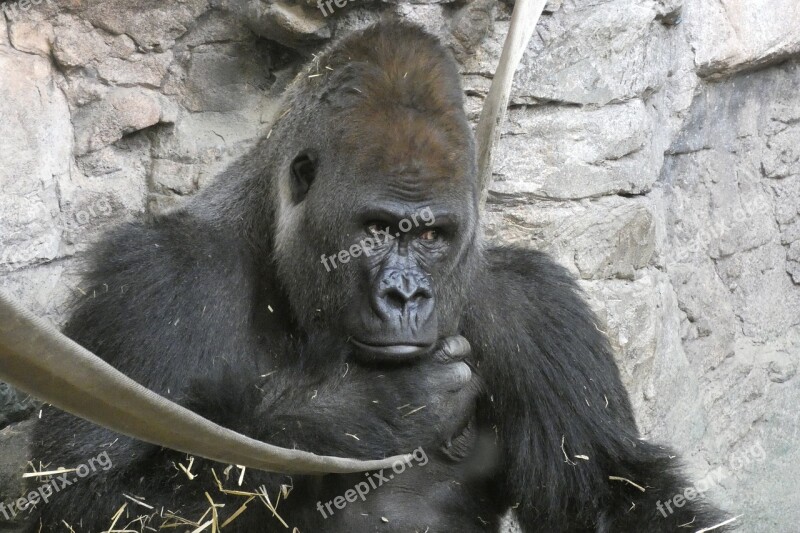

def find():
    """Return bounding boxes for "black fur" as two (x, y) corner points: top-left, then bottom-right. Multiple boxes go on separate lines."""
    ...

(26, 21), (729, 532)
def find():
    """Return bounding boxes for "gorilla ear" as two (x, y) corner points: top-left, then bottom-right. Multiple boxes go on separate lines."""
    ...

(289, 152), (317, 203)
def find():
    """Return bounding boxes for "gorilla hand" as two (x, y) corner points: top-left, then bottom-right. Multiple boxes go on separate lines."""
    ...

(228, 336), (478, 458)
(356, 335), (480, 452)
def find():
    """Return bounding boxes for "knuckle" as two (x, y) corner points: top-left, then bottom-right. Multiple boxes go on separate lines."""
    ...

(431, 362), (473, 393)
(435, 335), (471, 362)
(451, 361), (472, 387)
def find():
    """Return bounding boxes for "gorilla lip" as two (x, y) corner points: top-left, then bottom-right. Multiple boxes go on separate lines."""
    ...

(349, 338), (433, 362)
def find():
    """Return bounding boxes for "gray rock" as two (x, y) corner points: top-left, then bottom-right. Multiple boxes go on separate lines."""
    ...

(179, 42), (273, 112)
(0, 14), (7, 47)
(683, 0), (800, 78)
(151, 159), (201, 196)
(449, 0), (496, 62)
(52, 16), (110, 68)
(491, 99), (657, 200)
(0, 258), (83, 326)
(66, 135), (152, 248)
(8, 16), (54, 56)
(181, 9), (254, 48)
(763, 125), (800, 179)
(510, 0), (674, 106)
(770, 176), (800, 246)
(484, 196), (656, 280)
(583, 270), (707, 446)
(82, 0), (210, 52)
(389, 3), (448, 38)
(0, 47), (71, 273)
(72, 88), (172, 155)
(382, 0), (456, 4)
(788, 241), (800, 284)
(108, 33), (138, 59)
(214, 0), (331, 48)
(660, 59), (800, 532)
(96, 52), (174, 87)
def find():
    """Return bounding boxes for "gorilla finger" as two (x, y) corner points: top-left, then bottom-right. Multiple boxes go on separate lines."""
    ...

(445, 361), (473, 392)
(432, 336), (471, 364)
(425, 361), (473, 392)
(455, 373), (482, 403)
(438, 382), (480, 439)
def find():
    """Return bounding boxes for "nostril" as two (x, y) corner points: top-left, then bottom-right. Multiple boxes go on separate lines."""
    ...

(384, 288), (407, 311)
(413, 286), (432, 301)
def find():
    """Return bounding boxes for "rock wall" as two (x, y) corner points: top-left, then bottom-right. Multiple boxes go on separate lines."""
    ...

(0, 0), (798, 531)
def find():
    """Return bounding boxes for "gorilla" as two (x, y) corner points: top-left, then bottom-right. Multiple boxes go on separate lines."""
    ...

(27, 21), (729, 533)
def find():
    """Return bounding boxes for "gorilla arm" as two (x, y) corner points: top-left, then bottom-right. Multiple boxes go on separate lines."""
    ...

(464, 246), (729, 532)
(187, 336), (480, 461)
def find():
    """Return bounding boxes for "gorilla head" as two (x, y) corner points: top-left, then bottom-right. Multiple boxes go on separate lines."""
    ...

(262, 23), (481, 363)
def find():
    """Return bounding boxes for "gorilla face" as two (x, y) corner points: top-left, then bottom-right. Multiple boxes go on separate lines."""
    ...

(286, 126), (477, 364)
(335, 187), (471, 363)
(347, 204), (447, 360)
(271, 26), (479, 364)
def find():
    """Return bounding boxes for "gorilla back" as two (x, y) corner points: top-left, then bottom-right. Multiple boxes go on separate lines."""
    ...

(28, 20), (729, 533)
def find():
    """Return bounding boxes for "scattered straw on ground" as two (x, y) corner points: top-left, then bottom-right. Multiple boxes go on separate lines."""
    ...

(91, 461), (298, 532)
(695, 514), (742, 533)
(608, 475), (646, 493)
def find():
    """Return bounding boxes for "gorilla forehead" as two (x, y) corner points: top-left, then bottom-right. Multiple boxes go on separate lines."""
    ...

(307, 23), (476, 201)
(319, 21), (467, 114)
(271, 22), (478, 241)
(344, 111), (472, 198)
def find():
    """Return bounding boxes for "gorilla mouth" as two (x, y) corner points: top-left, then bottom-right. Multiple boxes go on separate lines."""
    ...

(349, 338), (434, 363)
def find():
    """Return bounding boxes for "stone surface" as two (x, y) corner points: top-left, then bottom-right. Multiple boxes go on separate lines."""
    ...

(215, 0), (331, 48)
(492, 99), (657, 199)
(72, 88), (171, 155)
(82, 0), (211, 52)
(511, 0), (675, 106)
(0, 46), (71, 274)
(450, 0), (495, 61)
(8, 16), (54, 56)
(0, 1), (799, 532)
(96, 52), (174, 87)
(657, 60), (800, 531)
(683, 0), (800, 78)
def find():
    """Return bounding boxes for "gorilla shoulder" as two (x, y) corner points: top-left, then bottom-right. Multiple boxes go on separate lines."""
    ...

(63, 210), (261, 389)
(464, 244), (623, 399)
(468, 245), (593, 323)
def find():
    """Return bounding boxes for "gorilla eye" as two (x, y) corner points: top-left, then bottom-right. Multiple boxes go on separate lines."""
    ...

(289, 152), (317, 204)
(419, 229), (438, 241)
(366, 223), (383, 236)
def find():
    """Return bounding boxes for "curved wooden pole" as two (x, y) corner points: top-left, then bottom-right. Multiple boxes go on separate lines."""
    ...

(0, 290), (410, 475)
(476, 0), (547, 210)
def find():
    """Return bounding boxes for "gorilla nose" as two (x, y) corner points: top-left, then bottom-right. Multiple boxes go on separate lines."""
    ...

(375, 271), (433, 319)
(382, 285), (431, 310)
